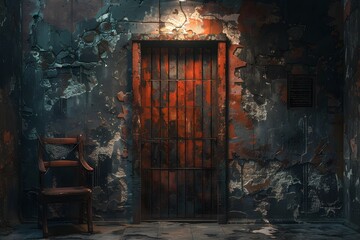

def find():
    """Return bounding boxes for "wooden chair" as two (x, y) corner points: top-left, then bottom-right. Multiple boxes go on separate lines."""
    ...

(37, 135), (93, 238)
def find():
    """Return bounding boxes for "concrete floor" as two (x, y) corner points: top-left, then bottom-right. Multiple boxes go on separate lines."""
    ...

(1, 222), (360, 239)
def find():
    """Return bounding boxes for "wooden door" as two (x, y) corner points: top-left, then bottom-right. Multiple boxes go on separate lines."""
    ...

(132, 41), (227, 221)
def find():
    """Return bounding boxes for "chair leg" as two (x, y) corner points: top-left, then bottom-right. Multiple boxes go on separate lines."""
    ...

(87, 197), (93, 233)
(79, 201), (84, 224)
(37, 202), (41, 229)
(42, 203), (48, 238)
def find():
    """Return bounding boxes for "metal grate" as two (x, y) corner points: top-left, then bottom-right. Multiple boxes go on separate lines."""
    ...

(288, 75), (314, 108)
(139, 43), (218, 220)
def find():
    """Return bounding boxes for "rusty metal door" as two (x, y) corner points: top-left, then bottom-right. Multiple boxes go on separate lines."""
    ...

(132, 41), (227, 221)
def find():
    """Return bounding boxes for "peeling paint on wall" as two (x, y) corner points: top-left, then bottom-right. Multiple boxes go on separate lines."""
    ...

(242, 89), (268, 121)
(87, 130), (129, 215)
(345, 0), (360, 228)
(61, 80), (86, 99)
(19, 0), (344, 223)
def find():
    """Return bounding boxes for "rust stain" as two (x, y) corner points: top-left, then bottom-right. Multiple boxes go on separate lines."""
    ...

(202, 19), (223, 34)
(141, 48), (151, 108)
(228, 45), (247, 85)
(228, 123), (237, 139)
(228, 142), (243, 158)
(120, 125), (128, 138)
(230, 144), (273, 164)
(249, 134), (257, 145)
(169, 91), (177, 106)
(117, 113), (125, 119)
(217, 42), (227, 153)
(132, 34), (227, 42)
(229, 77), (253, 131)
(238, 143), (257, 159)
(169, 110), (177, 121)
(238, 0), (275, 35)
(117, 91), (126, 102)
(117, 104), (128, 119)
(237, 109), (254, 130)
(186, 18), (204, 34)
(279, 84), (287, 104)
(3, 131), (12, 145)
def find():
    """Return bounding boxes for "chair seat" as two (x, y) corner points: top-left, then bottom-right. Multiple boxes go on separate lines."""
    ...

(41, 187), (92, 196)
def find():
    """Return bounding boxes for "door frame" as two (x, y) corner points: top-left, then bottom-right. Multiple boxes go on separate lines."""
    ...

(131, 35), (227, 224)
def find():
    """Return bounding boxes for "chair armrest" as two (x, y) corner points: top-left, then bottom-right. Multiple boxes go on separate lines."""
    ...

(38, 152), (46, 173)
(79, 157), (93, 172)
(77, 134), (93, 172)
(38, 161), (46, 173)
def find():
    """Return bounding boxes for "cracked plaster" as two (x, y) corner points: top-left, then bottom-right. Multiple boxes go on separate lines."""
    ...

(17, 0), (345, 223)
(242, 89), (268, 121)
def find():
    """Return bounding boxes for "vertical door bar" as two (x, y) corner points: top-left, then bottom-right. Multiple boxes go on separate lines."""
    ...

(151, 47), (161, 218)
(194, 47), (203, 217)
(202, 47), (212, 218)
(177, 47), (186, 218)
(160, 47), (169, 167)
(160, 47), (169, 218)
(185, 47), (195, 218)
(168, 47), (178, 218)
(194, 48), (203, 169)
(185, 48), (194, 168)
(211, 46), (217, 217)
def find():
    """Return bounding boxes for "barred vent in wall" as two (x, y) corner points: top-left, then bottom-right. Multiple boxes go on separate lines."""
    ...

(288, 75), (314, 108)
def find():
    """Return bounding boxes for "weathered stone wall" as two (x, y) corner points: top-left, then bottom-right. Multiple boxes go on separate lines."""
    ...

(0, 0), (21, 227)
(20, 0), (343, 222)
(344, 0), (360, 229)
(228, 0), (344, 222)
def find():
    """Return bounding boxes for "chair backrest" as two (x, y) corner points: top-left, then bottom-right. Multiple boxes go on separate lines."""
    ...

(38, 135), (87, 189)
